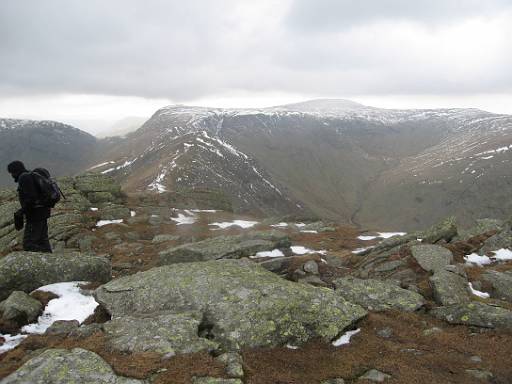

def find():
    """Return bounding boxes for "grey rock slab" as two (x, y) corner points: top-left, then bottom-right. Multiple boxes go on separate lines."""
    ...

(373, 260), (405, 273)
(152, 234), (180, 243)
(103, 311), (218, 354)
(44, 320), (80, 336)
(358, 369), (391, 382)
(0, 290), (42, 324)
(417, 216), (457, 244)
(0, 348), (143, 384)
(333, 277), (425, 312)
(410, 244), (453, 272)
(429, 270), (471, 306)
(0, 251), (111, 300)
(192, 378), (242, 384)
(216, 352), (244, 378)
(481, 270), (512, 302)
(321, 380), (346, 384)
(95, 260), (367, 350)
(480, 228), (512, 254)
(457, 219), (503, 241)
(465, 369), (494, 381)
(159, 231), (291, 265)
(431, 302), (512, 329)
(303, 260), (319, 274)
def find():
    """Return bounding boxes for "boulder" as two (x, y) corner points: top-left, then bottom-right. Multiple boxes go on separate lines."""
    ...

(0, 251), (111, 300)
(216, 352), (244, 378)
(95, 260), (367, 350)
(418, 216), (457, 244)
(152, 234), (180, 243)
(481, 270), (512, 302)
(333, 277), (425, 312)
(429, 270), (471, 306)
(431, 302), (512, 330)
(99, 205), (131, 220)
(159, 231), (291, 265)
(358, 369), (391, 382)
(74, 173), (122, 196)
(0, 348), (143, 384)
(103, 311), (218, 354)
(0, 290), (42, 324)
(457, 219), (503, 241)
(480, 228), (512, 254)
(410, 245), (453, 273)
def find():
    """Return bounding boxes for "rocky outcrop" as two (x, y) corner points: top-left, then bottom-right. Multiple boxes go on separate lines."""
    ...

(481, 270), (512, 302)
(480, 228), (512, 254)
(0, 251), (111, 300)
(418, 216), (457, 244)
(333, 277), (425, 312)
(0, 348), (143, 384)
(103, 311), (218, 354)
(0, 291), (42, 325)
(431, 302), (512, 330)
(429, 270), (470, 306)
(159, 231), (291, 265)
(95, 260), (367, 350)
(410, 245), (453, 273)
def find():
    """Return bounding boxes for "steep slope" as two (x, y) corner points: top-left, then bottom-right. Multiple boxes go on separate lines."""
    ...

(88, 100), (512, 229)
(0, 119), (97, 188)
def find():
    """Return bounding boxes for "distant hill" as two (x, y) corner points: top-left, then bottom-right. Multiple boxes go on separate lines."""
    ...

(88, 99), (512, 230)
(0, 118), (97, 188)
(96, 116), (147, 138)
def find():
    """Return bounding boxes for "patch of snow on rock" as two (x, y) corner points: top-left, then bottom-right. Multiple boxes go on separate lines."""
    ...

(270, 222), (288, 228)
(468, 283), (490, 299)
(464, 253), (492, 266)
(378, 232), (406, 239)
(96, 219), (123, 227)
(332, 328), (361, 347)
(0, 333), (27, 354)
(250, 249), (285, 258)
(22, 282), (98, 334)
(492, 248), (512, 261)
(358, 235), (378, 241)
(171, 211), (196, 225)
(291, 246), (326, 255)
(209, 220), (259, 229)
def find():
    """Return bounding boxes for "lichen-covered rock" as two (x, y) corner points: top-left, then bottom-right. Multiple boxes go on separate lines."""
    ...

(429, 270), (470, 306)
(0, 290), (42, 324)
(431, 302), (512, 329)
(358, 369), (391, 382)
(103, 311), (218, 354)
(457, 219), (503, 241)
(152, 234), (181, 243)
(0, 348), (143, 384)
(216, 352), (244, 378)
(481, 270), (512, 302)
(99, 205), (131, 220)
(74, 173), (122, 195)
(410, 245), (453, 272)
(480, 228), (512, 254)
(0, 251), (111, 300)
(418, 216), (457, 244)
(95, 260), (367, 350)
(333, 277), (425, 312)
(357, 234), (418, 257)
(159, 231), (291, 265)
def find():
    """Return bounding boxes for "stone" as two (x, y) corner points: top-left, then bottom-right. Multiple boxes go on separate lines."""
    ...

(152, 234), (180, 243)
(333, 277), (425, 312)
(216, 352), (244, 378)
(0, 348), (143, 384)
(321, 379), (346, 384)
(418, 216), (457, 244)
(100, 205), (131, 220)
(480, 228), (512, 254)
(374, 260), (405, 273)
(0, 251), (111, 300)
(431, 302), (512, 330)
(410, 245), (453, 272)
(376, 327), (393, 338)
(103, 311), (218, 354)
(192, 378), (242, 384)
(429, 270), (471, 306)
(88, 192), (115, 204)
(457, 219), (503, 241)
(95, 260), (367, 350)
(481, 270), (512, 302)
(69, 323), (103, 339)
(74, 173), (122, 195)
(465, 369), (494, 381)
(422, 327), (443, 336)
(303, 260), (319, 274)
(358, 369), (391, 382)
(297, 275), (329, 287)
(44, 320), (80, 336)
(470, 355), (482, 363)
(0, 291), (42, 324)
(159, 231), (291, 265)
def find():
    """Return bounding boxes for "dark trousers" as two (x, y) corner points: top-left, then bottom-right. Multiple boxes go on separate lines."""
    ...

(23, 219), (52, 253)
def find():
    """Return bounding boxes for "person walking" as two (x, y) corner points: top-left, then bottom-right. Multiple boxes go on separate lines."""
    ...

(7, 160), (52, 253)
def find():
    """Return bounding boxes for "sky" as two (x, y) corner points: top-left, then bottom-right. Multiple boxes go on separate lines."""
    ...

(1, 0), (511, 135)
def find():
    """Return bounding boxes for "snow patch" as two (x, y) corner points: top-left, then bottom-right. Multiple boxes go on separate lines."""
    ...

(468, 282), (490, 299)
(96, 219), (123, 227)
(90, 207), (98, 211)
(332, 328), (361, 347)
(250, 249), (285, 258)
(209, 220), (259, 229)
(270, 222), (288, 228)
(171, 211), (196, 225)
(291, 246), (326, 255)
(492, 248), (512, 261)
(352, 246), (374, 254)
(0, 334), (27, 354)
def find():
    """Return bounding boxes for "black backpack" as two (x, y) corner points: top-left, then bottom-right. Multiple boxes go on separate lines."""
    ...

(31, 168), (64, 208)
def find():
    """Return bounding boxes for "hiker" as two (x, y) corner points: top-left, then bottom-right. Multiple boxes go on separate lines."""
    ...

(7, 160), (52, 253)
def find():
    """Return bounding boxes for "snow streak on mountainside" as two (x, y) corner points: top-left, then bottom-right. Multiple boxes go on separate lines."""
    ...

(89, 99), (512, 229)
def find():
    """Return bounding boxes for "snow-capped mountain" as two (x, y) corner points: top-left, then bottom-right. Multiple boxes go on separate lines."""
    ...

(61, 99), (512, 228)
(0, 118), (97, 188)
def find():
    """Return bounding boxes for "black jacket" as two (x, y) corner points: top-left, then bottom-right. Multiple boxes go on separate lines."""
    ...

(17, 172), (51, 221)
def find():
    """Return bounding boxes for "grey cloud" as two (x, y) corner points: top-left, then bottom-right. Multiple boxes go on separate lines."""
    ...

(0, 0), (511, 101)
(286, 0), (511, 32)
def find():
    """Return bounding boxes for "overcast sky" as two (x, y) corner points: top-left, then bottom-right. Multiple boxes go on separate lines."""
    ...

(1, 0), (511, 135)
